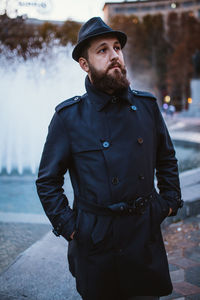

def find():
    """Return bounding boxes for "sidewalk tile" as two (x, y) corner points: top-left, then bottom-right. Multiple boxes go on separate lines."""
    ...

(169, 257), (200, 269)
(184, 246), (200, 263)
(185, 266), (200, 286)
(168, 249), (184, 260)
(185, 295), (200, 299)
(161, 291), (182, 299)
(173, 282), (200, 296)
(170, 269), (185, 283)
(169, 264), (180, 272)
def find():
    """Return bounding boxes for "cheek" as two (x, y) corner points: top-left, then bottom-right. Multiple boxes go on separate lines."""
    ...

(118, 52), (125, 64)
(119, 57), (125, 66)
(95, 60), (108, 72)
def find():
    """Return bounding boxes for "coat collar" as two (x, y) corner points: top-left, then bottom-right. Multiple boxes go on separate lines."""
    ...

(85, 76), (133, 111)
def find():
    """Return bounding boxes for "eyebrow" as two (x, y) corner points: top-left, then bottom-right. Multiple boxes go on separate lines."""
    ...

(95, 40), (120, 51)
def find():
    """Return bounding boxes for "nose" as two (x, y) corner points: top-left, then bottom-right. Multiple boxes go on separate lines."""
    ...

(109, 48), (119, 61)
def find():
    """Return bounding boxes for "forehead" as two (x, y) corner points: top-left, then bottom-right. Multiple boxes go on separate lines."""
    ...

(89, 34), (120, 49)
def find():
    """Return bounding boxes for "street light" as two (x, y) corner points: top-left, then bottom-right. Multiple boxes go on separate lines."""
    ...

(164, 95), (171, 103)
(171, 3), (177, 9)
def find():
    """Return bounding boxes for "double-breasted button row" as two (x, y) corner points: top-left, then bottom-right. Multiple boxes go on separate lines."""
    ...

(103, 138), (143, 148)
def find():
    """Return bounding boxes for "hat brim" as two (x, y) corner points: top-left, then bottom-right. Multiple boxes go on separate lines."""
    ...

(72, 30), (127, 62)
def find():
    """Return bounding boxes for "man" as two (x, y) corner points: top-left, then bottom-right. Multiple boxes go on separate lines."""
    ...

(36, 17), (183, 300)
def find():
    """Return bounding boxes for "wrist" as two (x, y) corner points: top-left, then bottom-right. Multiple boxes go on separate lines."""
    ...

(168, 207), (173, 216)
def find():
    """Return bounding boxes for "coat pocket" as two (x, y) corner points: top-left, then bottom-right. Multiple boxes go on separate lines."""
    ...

(74, 209), (96, 243)
(151, 192), (169, 225)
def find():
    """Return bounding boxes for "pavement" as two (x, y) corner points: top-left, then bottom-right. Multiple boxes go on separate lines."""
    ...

(165, 115), (200, 144)
(162, 215), (200, 300)
(0, 114), (200, 300)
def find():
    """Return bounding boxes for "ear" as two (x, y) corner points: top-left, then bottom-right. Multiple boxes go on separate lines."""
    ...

(79, 57), (89, 73)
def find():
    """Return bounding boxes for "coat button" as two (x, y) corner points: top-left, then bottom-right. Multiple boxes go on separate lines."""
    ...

(130, 105), (137, 111)
(74, 96), (79, 101)
(120, 206), (124, 211)
(102, 141), (110, 148)
(111, 96), (118, 103)
(137, 137), (143, 144)
(112, 177), (119, 185)
(138, 174), (145, 180)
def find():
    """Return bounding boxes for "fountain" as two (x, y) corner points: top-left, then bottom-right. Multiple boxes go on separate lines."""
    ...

(0, 46), (85, 175)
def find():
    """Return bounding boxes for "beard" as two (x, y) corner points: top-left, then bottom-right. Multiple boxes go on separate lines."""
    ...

(88, 60), (130, 94)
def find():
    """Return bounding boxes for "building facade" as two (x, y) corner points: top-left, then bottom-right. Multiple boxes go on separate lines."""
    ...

(103, 0), (200, 22)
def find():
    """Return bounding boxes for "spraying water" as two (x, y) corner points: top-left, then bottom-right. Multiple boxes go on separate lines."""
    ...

(0, 45), (85, 174)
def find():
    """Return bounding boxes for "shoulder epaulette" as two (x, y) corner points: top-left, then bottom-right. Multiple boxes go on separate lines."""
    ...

(131, 89), (157, 101)
(55, 96), (82, 112)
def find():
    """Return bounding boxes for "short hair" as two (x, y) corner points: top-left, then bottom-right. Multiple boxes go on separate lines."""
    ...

(79, 40), (92, 61)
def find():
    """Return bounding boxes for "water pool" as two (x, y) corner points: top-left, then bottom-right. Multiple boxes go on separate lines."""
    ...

(0, 143), (199, 215)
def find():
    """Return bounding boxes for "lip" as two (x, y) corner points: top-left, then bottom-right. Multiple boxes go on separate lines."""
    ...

(110, 65), (121, 70)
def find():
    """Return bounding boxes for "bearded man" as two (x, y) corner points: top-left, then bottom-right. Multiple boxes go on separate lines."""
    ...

(36, 17), (183, 300)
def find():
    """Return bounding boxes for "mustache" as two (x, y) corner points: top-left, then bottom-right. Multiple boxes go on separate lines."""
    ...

(107, 61), (122, 71)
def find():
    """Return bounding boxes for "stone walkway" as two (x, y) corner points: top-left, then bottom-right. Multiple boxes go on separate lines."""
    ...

(0, 214), (200, 300)
(162, 215), (200, 300)
(0, 222), (50, 275)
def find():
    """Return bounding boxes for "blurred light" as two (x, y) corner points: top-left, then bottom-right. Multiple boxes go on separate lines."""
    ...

(164, 95), (171, 103)
(188, 97), (192, 104)
(163, 103), (168, 109)
(171, 3), (177, 9)
(40, 68), (46, 76)
(189, 12), (194, 17)
(132, 18), (138, 24)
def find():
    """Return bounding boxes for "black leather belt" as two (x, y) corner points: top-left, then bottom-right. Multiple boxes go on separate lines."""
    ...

(76, 190), (154, 216)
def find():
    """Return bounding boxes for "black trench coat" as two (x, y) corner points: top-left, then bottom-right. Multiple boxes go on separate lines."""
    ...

(36, 76), (182, 300)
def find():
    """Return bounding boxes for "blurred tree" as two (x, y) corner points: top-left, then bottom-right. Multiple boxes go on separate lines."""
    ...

(0, 13), (42, 59)
(166, 12), (200, 110)
(142, 14), (170, 98)
(56, 20), (81, 46)
(0, 14), (81, 60)
(39, 21), (58, 44)
(110, 14), (170, 99)
(110, 12), (200, 110)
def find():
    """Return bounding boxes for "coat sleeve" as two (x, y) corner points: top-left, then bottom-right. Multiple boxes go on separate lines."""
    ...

(154, 102), (183, 216)
(36, 111), (75, 241)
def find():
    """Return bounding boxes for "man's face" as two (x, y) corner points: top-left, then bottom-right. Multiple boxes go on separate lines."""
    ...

(79, 35), (130, 93)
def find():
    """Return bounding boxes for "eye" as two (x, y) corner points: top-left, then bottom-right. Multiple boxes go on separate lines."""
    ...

(98, 48), (106, 53)
(114, 46), (121, 51)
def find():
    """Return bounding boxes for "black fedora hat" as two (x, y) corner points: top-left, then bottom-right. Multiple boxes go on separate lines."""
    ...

(72, 17), (127, 62)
